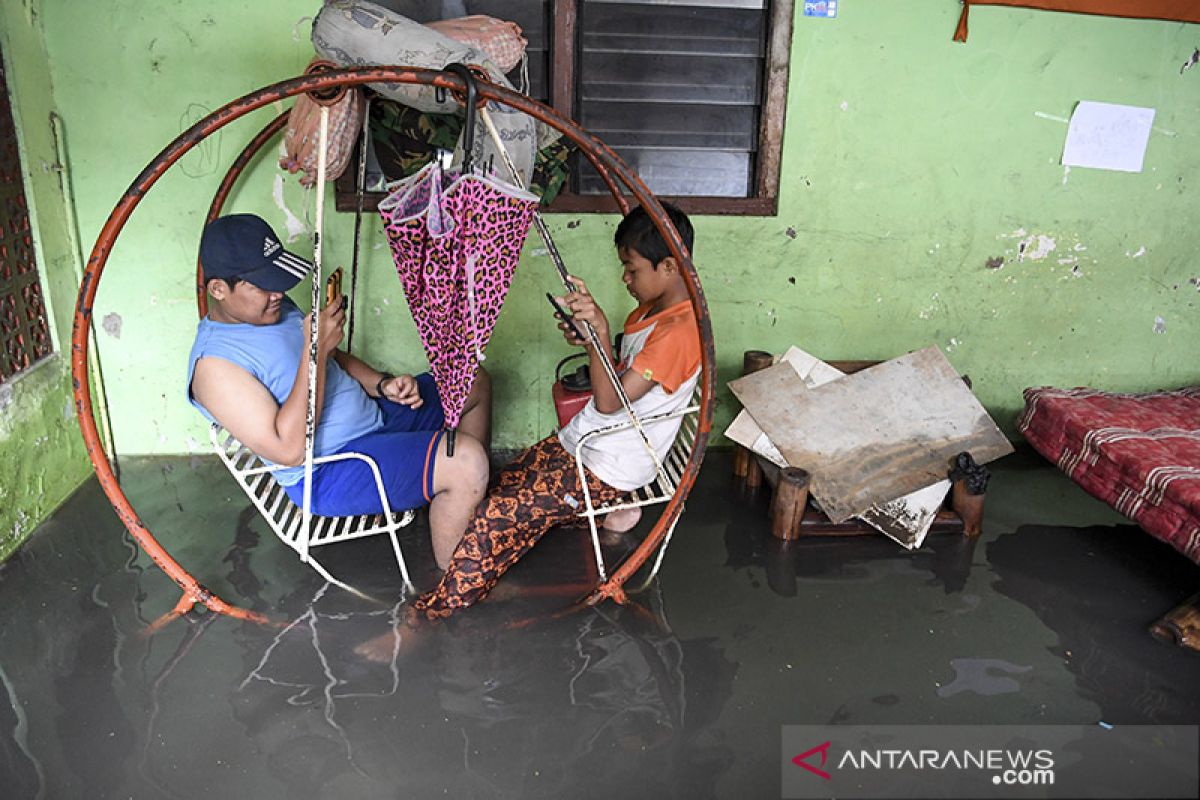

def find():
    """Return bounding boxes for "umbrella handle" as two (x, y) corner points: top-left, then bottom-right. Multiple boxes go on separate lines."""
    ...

(444, 63), (480, 174)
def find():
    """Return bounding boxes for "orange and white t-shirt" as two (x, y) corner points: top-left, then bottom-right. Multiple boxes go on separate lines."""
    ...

(558, 299), (701, 491)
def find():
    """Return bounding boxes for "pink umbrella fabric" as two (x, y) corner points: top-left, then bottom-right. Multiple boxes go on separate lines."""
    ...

(379, 161), (538, 454)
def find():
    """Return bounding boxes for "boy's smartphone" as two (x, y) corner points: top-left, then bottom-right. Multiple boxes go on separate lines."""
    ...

(325, 268), (347, 310)
(546, 292), (586, 342)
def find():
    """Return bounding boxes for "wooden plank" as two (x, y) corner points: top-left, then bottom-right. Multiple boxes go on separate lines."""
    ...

(729, 346), (1012, 523)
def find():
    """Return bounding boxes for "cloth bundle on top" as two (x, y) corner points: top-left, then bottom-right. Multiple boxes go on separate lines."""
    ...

(427, 15), (527, 72)
(279, 60), (365, 187)
(312, 0), (553, 186)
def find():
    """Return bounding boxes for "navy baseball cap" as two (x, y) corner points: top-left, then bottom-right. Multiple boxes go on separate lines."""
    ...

(200, 214), (313, 292)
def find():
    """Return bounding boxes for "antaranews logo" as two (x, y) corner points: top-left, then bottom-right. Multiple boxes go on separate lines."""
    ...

(791, 741), (831, 780)
(790, 741), (1055, 785)
(783, 724), (1199, 800)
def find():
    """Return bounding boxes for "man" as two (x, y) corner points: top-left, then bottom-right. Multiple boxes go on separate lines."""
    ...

(187, 213), (489, 570)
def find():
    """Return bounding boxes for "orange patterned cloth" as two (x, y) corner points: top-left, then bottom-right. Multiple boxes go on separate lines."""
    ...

(414, 435), (626, 619)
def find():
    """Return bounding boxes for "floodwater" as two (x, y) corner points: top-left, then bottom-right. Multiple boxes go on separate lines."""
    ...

(1, 451), (1197, 798)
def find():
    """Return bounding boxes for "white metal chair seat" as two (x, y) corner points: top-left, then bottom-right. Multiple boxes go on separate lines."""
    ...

(209, 423), (418, 597)
(572, 392), (701, 586)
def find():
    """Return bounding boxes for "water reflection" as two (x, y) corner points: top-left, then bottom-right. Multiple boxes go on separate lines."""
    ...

(725, 519), (981, 595)
(213, 577), (738, 798)
(988, 523), (1200, 724)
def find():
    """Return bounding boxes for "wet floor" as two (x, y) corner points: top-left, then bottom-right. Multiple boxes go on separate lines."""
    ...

(1, 450), (1198, 799)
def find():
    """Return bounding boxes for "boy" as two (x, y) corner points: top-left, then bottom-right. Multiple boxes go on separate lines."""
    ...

(414, 202), (700, 619)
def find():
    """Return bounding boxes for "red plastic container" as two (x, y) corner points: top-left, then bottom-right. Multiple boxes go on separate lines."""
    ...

(552, 380), (592, 428)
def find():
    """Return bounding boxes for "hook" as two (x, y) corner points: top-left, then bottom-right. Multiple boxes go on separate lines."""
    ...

(443, 62), (479, 174)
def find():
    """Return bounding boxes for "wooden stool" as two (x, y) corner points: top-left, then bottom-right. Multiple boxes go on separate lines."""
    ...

(732, 350), (773, 489)
(769, 467), (811, 540)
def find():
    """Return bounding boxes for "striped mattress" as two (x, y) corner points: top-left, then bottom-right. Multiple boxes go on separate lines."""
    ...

(1018, 386), (1200, 565)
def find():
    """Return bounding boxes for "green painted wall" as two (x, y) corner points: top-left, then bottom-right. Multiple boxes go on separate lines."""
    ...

(24, 0), (1200, 470)
(0, 0), (93, 558)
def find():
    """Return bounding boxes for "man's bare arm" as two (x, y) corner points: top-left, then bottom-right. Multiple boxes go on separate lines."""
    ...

(193, 302), (344, 466)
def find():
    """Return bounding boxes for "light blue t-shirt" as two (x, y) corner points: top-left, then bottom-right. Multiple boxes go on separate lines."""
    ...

(187, 298), (382, 486)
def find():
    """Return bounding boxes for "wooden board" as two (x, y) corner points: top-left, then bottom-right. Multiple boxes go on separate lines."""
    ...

(729, 346), (1012, 523)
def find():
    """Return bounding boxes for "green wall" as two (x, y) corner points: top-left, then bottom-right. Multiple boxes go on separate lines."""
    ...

(0, 0), (93, 558)
(20, 0), (1200, 472)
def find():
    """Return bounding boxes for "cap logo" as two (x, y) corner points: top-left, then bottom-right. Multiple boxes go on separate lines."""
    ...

(263, 237), (281, 257)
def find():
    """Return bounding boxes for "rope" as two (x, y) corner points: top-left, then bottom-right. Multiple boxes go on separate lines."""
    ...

(301, 105), (330, 562)
(347, 93), (371, 354)
(477, 106), (666, 484)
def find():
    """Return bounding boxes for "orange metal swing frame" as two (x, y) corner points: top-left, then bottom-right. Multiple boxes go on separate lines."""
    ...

(71, 66), (716, 629)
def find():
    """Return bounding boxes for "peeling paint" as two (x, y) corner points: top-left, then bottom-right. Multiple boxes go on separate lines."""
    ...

(1126, 246), (1146, 259)
(101, 312), (122, 339)
(784, 226), (797, 239)
(0, 383), (12, 412)
(272, 174), (307, 242)
(1061, 165), (1070, 185)
(1015, 234), (1056, 262)
(1183, 48), (1200, 75)
(918, 292), (940, 320)
(984, 256), (1004, 270)
(839, 100), (849, 111)
(1153, 316), (1167, 334)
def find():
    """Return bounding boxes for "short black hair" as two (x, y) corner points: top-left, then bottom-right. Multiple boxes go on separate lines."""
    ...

(613, 201), (694, 268)
(206, 275), (243, 291)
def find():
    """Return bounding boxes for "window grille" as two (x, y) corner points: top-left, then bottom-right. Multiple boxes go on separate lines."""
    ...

(0, 51), (53, 385)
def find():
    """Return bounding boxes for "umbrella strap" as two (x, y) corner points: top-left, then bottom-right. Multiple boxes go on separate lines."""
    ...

(477, 106), (666, 484)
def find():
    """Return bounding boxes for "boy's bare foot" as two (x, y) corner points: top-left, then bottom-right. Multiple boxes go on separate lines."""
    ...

(601, 506), (642, 533)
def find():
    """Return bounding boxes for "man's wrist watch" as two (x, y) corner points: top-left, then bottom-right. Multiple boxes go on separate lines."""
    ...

(375, 372), (395, 399)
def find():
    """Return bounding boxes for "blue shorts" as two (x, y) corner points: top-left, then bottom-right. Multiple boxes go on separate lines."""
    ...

(286, 372), (446, 516)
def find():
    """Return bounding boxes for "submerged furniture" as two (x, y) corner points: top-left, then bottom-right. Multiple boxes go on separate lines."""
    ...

(210, 424), (417, 598)
(1018, 385), (1200, 650)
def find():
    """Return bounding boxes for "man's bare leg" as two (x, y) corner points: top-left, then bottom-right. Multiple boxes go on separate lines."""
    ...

(457, 367), (492, 452)
(428, 432), (489, 569)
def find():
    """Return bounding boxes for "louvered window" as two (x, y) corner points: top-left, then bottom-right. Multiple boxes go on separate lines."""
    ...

(0, 50), (53, 385)
(345, 1), (792, 215)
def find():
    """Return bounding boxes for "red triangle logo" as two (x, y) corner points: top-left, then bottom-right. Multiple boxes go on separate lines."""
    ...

(792, 741), (832, 780)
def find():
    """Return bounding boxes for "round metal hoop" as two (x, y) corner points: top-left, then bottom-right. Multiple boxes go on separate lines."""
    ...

(71, 66), (716, 624)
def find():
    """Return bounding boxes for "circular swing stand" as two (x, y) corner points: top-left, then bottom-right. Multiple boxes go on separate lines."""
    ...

(72, 67), (716, 629)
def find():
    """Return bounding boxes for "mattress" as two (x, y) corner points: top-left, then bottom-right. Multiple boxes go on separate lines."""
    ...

(1018, 386), (1200, 565)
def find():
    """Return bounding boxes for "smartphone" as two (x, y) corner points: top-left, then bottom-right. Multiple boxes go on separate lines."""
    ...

(546, 292), (586, 342)
(325, 268), (347, 310)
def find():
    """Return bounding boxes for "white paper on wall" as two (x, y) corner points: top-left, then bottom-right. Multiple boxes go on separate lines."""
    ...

(1062, 101), (1156, 173)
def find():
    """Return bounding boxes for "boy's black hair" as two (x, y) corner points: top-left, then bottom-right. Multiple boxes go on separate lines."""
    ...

(613, 201), (694, 269)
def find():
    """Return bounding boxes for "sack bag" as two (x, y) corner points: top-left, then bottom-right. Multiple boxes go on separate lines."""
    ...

(312, 0), (550, 185)
(280, 64), (364, 186)
(428, 15), (527, 73)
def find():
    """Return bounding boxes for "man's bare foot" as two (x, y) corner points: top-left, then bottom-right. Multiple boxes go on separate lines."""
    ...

(601, 506), (642, 533)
